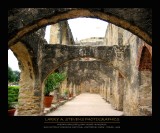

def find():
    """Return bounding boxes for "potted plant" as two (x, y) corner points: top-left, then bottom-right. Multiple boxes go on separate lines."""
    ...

(8, 86), (19, 116)
(44, 72), (66, 108)
(8, 99), (16, 116)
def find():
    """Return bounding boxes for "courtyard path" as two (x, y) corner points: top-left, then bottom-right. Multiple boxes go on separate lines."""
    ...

(45, 93), (123, 116)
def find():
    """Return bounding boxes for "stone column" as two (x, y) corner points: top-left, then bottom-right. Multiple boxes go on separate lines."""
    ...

(107, 78), (110, 102)
(73, 85), (76, 97)
(117, 73), (124, 111)
(49, 23), (61, 44)
(139, 71), (152, 115)
(11, 42), (43, 116)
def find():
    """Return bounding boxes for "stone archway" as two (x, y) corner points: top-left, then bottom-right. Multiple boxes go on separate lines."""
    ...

(9, 33), (131, 116)
(138, 44), (152, 116)
(41, 44), (130, 82)
(8, 8), (152, 47)
(41, 56), (130, 114)
(8, 8), (152, 116)
(42, 55), (129, 85)
(9, 42), (43, 116)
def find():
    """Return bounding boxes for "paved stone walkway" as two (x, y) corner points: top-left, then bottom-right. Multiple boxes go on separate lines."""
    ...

(45, 93), (123, 116)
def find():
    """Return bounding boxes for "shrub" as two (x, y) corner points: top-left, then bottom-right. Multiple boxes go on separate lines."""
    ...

(8, 86), (19, 109)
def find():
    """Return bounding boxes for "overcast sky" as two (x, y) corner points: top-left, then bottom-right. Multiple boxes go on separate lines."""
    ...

(8, 18), (108, 71)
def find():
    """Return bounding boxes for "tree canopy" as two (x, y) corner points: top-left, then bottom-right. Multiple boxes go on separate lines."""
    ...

(8, 65), (20, 82)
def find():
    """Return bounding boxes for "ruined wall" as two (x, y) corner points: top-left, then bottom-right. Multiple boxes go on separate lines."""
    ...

(49, 23), (60, 44)
(138, 45), (152, 116)
(104, 24), (129, 46)
(104, 24), (118, 46)
(57, 60), (114, 98)
(104, 24), (137, 115)
(123, 31), (152, 116)
(49, 21), (75, 45)
(41, 45), (120, 81)
(123, 29), (140, 115)
(104, 23), (152, 116)
(108, 70), (125, 111)
(10, 28), (47, 116)
(77, 37), (104, 46)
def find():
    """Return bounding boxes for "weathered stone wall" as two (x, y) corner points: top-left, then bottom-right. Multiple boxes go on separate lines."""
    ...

(123, 30), (140, 116)
(138, 44), (152, 116)
(57, 60), (114, 97)
(104, 24), (131, 46)
(49, 21), (75, 45)
(41, 44), (130, 81)
(49, 23), (60, 44)
(104, 24), (118, 46)
(109, 70), (125, 111)
(104, 23), (152, 116)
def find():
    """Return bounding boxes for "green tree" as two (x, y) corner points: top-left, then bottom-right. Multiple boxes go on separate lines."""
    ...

(13, 71), (20, 82)
(8, 65), (14, 82)
(8, 65), (20, 82)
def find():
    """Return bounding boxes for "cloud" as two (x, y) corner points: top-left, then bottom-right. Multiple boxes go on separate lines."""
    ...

(68, 18), (108, 41)
(8, 50), (20, 72)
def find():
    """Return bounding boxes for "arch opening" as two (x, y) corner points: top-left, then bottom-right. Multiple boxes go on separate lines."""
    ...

(8, 9), (152, 116)
(42, 57), (129, 115)
(9, 42), (43, 116)
(138, 46), (152, 116)
(8, 8), (152, 47)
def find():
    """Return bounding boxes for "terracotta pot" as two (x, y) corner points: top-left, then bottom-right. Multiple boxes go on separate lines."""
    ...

(44, 96), (53, 108)
(69, 93), (73, 97)
(8, 109), (16, 116)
